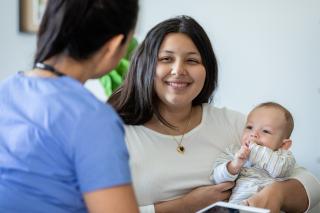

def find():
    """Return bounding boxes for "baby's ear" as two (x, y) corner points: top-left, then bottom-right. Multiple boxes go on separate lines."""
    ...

(281, 139), (292, 150)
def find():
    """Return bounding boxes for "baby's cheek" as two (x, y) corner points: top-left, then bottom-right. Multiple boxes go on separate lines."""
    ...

(241, 134), (249, 145)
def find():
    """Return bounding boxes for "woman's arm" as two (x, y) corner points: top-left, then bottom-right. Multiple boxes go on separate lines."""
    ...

(290, 167), (320, 211)
(154, 182), (234, 213)
(84, 184), (139, 213)
(246, 166), (320, 213)
(246, 179), (308, 213)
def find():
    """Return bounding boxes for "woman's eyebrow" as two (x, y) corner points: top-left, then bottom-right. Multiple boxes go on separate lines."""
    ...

(159, 50), (200, 55)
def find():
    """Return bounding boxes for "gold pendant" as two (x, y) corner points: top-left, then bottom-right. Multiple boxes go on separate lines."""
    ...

(177, 145), (185, 154)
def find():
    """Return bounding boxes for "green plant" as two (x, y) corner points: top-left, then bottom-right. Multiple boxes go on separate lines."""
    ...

(99, 37), (138, 97)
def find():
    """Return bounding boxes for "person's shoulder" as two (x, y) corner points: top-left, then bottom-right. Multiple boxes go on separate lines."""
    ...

(71, 91), (115, 116)
(45, 77), (122, 129)
(57, 78), (118, 119)
(71, 95), (121, 127)
(0, 72), (24, 90)
(123, 123), (143, 136)
(202, 103), (246, 133)
(203, 103), (245, 120)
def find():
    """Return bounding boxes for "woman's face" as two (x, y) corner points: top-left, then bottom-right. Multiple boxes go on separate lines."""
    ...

(154, 33), (206, 109)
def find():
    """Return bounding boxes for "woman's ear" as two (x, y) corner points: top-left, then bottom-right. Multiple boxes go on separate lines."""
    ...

(101, 34), (125, 60)
(96, 34), (126, 73)
(281, 139), (292, 150)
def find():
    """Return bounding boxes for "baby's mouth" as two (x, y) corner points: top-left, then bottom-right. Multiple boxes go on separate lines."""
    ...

(249, 140), (262, 146)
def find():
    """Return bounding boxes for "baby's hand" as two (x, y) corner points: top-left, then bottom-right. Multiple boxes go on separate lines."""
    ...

(227, 145), (251, 175)
(235, 145), (250, 163)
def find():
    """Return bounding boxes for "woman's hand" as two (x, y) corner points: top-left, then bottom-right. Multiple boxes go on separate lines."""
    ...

(155, 182), (234, 213)
(245, 180), (308, 213)
(245, 182), (283, 213)
(182, 182), (234, 212)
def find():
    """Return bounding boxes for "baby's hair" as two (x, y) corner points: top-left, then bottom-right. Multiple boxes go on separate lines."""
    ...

(254, 102), (294, 138)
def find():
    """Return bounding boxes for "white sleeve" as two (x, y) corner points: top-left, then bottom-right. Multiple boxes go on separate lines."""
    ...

(289, 166), (320, 211)
(249, 143), (296, 178)
(210, 145), (239, 184)
(211, 162), (238, 184)
(139, 204), (155, 213)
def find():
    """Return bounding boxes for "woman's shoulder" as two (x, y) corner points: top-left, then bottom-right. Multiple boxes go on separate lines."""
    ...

(202, 103), (245, 121)
(202, 103), (246, 134)
(47, 77), (120, 121)
(124, 124), (145, 137)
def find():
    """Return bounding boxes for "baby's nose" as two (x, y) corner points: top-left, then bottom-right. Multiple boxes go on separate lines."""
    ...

(249, 133), (258, 138)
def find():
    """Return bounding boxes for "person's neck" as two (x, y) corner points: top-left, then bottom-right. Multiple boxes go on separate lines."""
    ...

(28, 55), (98, 84)
(158, 104), (193, 129)
(43, 56), (95, 83)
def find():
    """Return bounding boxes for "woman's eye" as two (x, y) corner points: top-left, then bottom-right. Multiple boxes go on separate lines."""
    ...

(159, 57), (172, 62)
(187, 59), (199, 64)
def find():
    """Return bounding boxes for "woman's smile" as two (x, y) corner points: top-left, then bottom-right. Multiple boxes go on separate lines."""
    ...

(165, 80), (192, 90)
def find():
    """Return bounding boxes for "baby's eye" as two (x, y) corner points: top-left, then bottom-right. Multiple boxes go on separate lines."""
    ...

(263, 130), (271, 134)
(246, 125), (252, 130)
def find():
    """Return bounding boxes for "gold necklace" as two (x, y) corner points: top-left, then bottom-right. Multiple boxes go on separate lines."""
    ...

(158, 108), (193, 154)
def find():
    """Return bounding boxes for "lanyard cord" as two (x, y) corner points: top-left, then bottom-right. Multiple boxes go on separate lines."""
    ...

(34, 62), (65, 77)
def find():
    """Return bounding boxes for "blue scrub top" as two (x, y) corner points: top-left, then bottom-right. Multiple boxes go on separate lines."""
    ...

(0, 73), (131, 212)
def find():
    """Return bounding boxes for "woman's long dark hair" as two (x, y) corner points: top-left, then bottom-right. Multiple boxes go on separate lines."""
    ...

(108, 15), (218, 126)
(34, 0), (138, 64)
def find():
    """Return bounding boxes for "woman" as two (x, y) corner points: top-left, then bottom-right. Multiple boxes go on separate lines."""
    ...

(0, 0), (139, 212)
(109, 15), (320, 212)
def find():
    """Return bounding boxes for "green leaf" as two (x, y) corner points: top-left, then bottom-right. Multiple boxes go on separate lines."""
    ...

(100, 37), (138, 97)
(99, 74), (113, 97)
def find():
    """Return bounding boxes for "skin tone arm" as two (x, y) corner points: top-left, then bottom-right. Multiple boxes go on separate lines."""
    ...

(154, 182), (234, 213)
(247, 179), (308, 213)
(84, 184), (139, 213)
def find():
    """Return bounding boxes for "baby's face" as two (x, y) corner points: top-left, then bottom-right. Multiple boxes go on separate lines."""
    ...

(242, 107), (288, 151)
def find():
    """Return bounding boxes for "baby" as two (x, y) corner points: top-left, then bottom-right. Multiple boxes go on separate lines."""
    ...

(210, 102), (296, 204)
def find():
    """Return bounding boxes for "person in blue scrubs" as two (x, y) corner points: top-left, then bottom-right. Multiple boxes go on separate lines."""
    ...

(0, 0), (139, 212)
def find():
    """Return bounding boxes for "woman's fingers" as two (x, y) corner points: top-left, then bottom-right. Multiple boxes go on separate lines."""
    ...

(182, 183), (235, 212)
(214, 181), (235, 192)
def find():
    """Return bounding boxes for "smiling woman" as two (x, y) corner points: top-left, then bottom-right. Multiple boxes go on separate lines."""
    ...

(108, 15), (320, 213)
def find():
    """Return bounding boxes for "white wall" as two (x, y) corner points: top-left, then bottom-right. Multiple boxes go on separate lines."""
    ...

(0, 0), (36, 80)
(0, 0), (319, 178)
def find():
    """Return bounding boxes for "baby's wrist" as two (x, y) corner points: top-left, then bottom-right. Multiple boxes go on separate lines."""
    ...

(227, 160), (241, 175)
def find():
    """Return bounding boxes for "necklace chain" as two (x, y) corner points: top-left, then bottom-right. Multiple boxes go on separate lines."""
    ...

(158, 108), (193, 154)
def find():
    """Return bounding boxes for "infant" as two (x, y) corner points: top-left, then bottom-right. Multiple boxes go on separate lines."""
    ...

(210, 102), (296, 204)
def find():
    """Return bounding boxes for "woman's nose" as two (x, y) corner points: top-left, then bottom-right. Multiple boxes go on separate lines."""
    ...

(171, 61), (186, 75)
